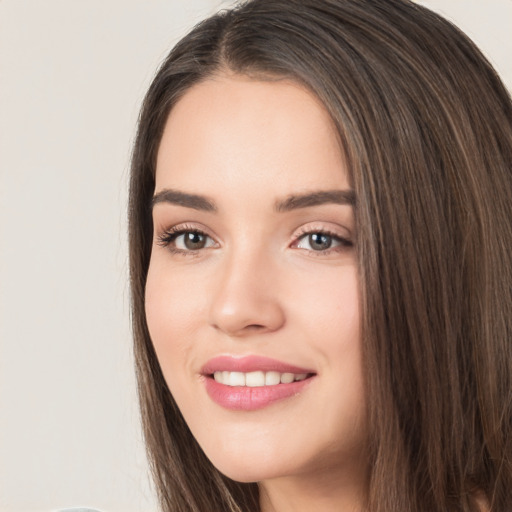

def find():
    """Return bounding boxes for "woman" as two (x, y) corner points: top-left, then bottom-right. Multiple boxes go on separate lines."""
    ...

(129, 1), (512, 510)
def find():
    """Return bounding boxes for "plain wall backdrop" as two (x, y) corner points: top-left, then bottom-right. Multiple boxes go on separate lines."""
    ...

(0, 1), (510, 511)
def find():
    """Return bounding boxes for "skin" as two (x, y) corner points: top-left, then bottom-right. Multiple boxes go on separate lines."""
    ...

(145, 74), (367, 511)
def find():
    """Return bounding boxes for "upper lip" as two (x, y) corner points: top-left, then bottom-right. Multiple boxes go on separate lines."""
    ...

(201, 355), (315, 375)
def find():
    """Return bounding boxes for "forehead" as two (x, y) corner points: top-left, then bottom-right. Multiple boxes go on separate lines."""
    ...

(155, 74), (349, 199)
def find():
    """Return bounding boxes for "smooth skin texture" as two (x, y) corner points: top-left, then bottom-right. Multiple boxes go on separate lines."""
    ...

(145, 75), (367, 512)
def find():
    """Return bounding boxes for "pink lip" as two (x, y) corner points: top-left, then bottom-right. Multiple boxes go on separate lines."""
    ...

(201, 355), (313, 375)
(201, 355), (316, 411)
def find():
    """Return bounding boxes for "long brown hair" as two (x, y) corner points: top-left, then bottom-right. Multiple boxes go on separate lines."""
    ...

(128, 1), (512, 510)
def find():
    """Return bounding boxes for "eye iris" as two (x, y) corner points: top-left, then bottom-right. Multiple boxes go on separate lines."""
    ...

(184, 232), (206, 250)
(309, 233), (332, 250)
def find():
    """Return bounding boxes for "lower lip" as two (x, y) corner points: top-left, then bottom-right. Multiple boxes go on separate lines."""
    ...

(204, 376), (314, 411)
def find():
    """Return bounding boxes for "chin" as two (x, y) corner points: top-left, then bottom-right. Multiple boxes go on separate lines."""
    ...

(215, 463), (281, 484)
(204, 447), (290, 483)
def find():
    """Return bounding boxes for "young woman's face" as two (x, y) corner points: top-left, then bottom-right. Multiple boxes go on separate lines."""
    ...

(145, 75), (366, 489)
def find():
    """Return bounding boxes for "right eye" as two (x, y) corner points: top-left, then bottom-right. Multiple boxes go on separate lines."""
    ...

(157, 229), (216, 253)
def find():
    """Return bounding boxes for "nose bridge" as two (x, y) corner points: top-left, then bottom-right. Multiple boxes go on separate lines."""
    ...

(209, 239), (285, 336)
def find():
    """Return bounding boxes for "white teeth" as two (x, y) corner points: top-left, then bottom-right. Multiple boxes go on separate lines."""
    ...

(245, 371), (265, 387)
(265, 371), (281, 386)
(213, 370), (310, 387)
(228, 371), (246, 386)
(280, 372), (294, 384)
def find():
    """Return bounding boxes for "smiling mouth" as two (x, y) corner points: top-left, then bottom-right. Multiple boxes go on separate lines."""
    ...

(211, 370), (314, 387)
(203, 359), (316, 410)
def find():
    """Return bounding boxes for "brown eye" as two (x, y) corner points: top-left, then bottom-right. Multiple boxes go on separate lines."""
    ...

(158, 229), (216, 252)
(182, 231), (208, 250)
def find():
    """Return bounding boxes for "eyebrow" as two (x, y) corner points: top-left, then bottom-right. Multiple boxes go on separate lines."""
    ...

(275, 189), (355, 211)
(151, 189), (217, 212)
(151, 188), (355, 212)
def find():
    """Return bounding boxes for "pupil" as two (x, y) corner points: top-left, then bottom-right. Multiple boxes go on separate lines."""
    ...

(184, 232), (206, 250)
(309, 233), (331, 250)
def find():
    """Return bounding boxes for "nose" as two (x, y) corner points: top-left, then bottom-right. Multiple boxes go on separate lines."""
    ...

(209, 249), (286, 337)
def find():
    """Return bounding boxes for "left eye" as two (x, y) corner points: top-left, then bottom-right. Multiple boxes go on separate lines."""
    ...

(295, 232), (349, 251)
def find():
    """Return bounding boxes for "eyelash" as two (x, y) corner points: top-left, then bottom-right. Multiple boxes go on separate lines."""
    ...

(156, 224), (213, 255)
(156, 225), (353, 256)
(292, 227), (353, 256)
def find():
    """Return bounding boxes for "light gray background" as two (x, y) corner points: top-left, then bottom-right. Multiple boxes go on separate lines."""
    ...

(0, 1), (510, 511)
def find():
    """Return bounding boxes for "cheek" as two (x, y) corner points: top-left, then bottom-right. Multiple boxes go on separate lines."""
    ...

(298, 268), (363, 419)
(145, 263), (173, 345)
(144, 261), (204, 381)
(293, 265), (360, 346)
(146, 254), (208, 324)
